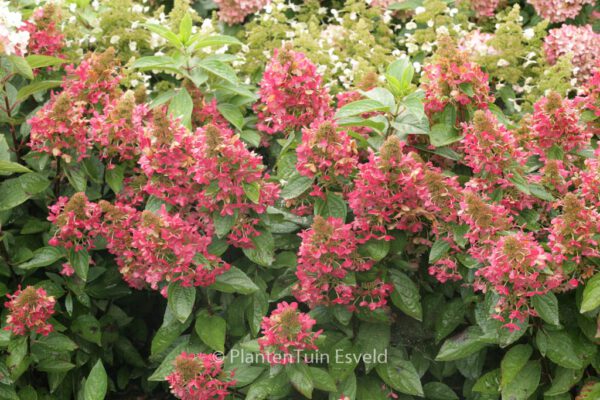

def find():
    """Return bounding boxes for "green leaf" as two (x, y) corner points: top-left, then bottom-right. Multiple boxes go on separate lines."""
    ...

(195, 310), (226, 352)
(217, 103), (244, 131)
(36, 360), (75, 373)
(362, 88), (396, 110)
(389, 270), (422, 321)
(198, 59), (238, 84)
(144, 24), (183, 48)
(8, 56), (33, 80)
(309, 367), (336, 392)
(131, 55), (176, 70)
(436, 327), (487, 361)
(500, 360), (540, 400)
(25, 55), (67, 69)
(243, 230), (275, 266)
(545, 367), (583, 396)
(243, 182), (260, 204)
(581, 273), (600, 313)
(429, 239), (451, 263)
(376, 359), (423, 396)
(169, 88), (193, 129)
(83, 360), (108, 400)
(286, 363), (314, 398)
(212, 266), (259, 294)
(435, 299), (465, 343)
(355, 323), (390, 372)
(179, 13), (193, 43)
(537, 330), (585, 369)
(314, 192), (347, 220)
(281, 174), (313, 200)
(105, 164), (125, 193)
(71, 315), (102, 345)
(213, 211), (236, 238)
(0, 160), (31, 174)
(500, 344), (532, 388)
(387, 58), (414, 91)
(168, 284), (196, 323)
(17, 247), (63, 270)
(429, 123), (461, 147)
(335, 99), (390, 119)
(359, 239), (390, 262)
(69, 249), (90, 281)
(191, 34), (242, 49)
(532, 292), (560, 325)
(472, 369), (500, 394)
(423, 382), (459, 400)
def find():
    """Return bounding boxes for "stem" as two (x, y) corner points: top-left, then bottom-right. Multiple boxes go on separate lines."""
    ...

(4, 95), (23, 163)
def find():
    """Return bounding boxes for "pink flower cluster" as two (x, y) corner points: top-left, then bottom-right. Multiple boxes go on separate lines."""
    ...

(166, 352), (235, 400)
(214, 0), (270, 25)
(101, 203), (228, 293)
(258, 302), (322, 365)
(22, 4), (65, 57)
(138, 114), (279, 248)
(294, 216), (392, 311)
(474, 232), (562, 330)
(4, 286), (56, 336)
(529, 0), (594, 23)
(296, 120), (358, 184)
(578, 63), (600, 134)
(349, 136), (460, 235)
(48, 192), (103, 253)
(460, 110), (526, 177)
(29, 49), (146, 164)
(421, 39), (492, 115)
(544, 25), (600, 82)
(255, 47), (332, 135)
(527, 92), (590, 158)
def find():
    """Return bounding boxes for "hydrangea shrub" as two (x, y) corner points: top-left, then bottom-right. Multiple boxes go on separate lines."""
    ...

(0, 0), (600, 399)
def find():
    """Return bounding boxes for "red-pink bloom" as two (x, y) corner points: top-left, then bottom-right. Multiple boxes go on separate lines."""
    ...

(544, 25), (600, 82)
(258, 301), (322, 365)
(528, 92), (590, 158)
(474, 231), (562, 329)
(22, 4), (65, 57)
(214, 0), (270, 24)
(4, 286), (56, 336)
(461, 110), (527, 177)
(100, 202), (229, 293)
(138, 113), (279, 248)
(548, 194), (600, 276)
(580, 149), (600, 207)
(29, 92), (90, 162)
(421, 37), (492, 116)
(166, 352), (235, 400)
(429, 257), (462, 283)
(89, 91), (148, 163)
(296, 120), (358, 183)
(48, 192), (103, 253)
(349, 136), (459, 235)
(577, 63), (600, 135)
(528, 0), (594, 23)
(255, 47), (332, 135)
(294, 216), (391, 311)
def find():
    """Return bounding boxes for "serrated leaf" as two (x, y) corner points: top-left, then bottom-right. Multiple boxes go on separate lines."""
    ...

(0, 160), (31, 174)
(17, 247), (63, 270)
(83, 360), (107, 400)
(218, 103), (245, 131)
(376, 359), (423, 396)
(243, 230), (274, 266)
(389, 270), (422, 321)
(281, 174), (313, 200)
(198, 59), (238, 84)
(335, 99), (389, 119)
(581, 274), (600, 313)
(429, 239), (451, 263)
(314, 192), (347, 220)
(287, 363), (314, 398)
(167, 284), (196, 323)
(500, 360), (540, 400)
(532, 292), (559, 325)
(25, 55), (67, 69)
(436, 327), (487, 362)
(500, 344), (532, 388)
(195, 310), (226, 352)
(212, 266), (259, 294)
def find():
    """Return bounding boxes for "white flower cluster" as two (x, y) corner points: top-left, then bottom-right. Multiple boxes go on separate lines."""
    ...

(0, 0), (29, 56)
